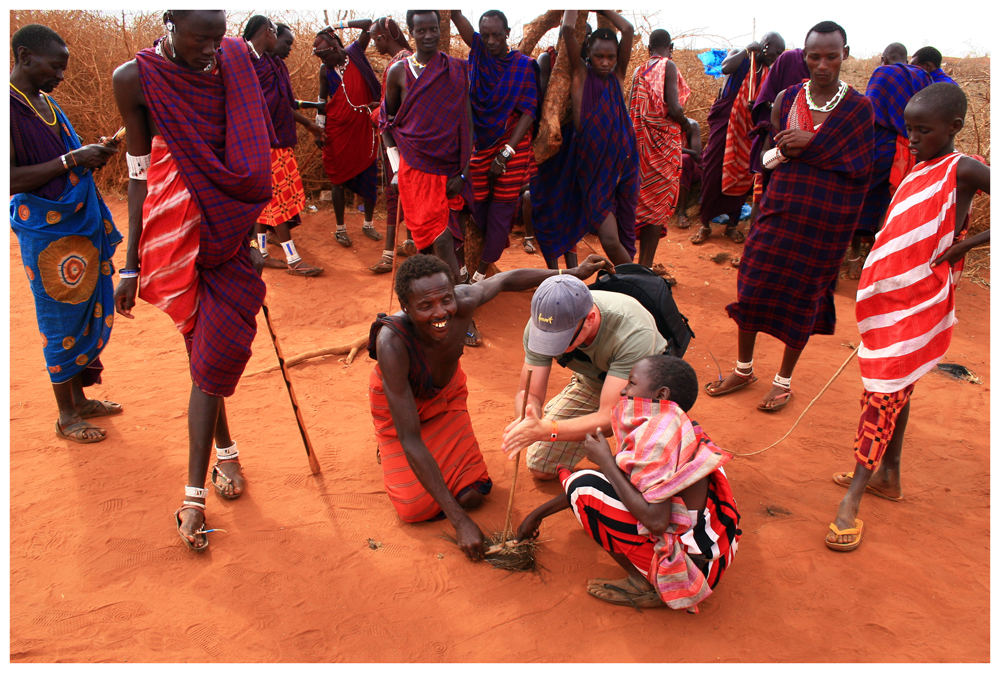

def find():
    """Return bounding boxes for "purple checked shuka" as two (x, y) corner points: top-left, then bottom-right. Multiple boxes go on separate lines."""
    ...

(379, 51), (471, 176)
(252, 50), (298, 148)
(136, 36), (274, 269)
(727, 83), (874, 351)
(468, 32), (538, 151)
(531, 67), (638, 261)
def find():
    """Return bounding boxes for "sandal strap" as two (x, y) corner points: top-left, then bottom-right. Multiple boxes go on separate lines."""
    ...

(211, 463), (234, 486)
(181, 500), (206, 510)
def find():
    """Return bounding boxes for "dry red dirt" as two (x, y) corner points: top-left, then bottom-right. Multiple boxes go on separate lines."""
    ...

(9, 199), (989, 662)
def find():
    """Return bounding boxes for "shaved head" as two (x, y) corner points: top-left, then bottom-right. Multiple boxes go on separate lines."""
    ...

(881, 42), (907, 65)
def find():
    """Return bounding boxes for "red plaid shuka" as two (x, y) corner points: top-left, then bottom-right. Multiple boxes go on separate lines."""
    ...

(468, 32), (538, 151)
(721, 63), (768, 196)
(135, 38), (270, 397)
(323, 41), (380, 185)
(726, 83), (874, 350)
(856, 153), (970, 392)
(629, 57), (690, 229)
(256, 146), (305, 226)
(852, 385), (914, 469)
(468, 115), (534, 202)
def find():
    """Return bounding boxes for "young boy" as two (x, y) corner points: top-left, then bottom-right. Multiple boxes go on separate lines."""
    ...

(826, 82), (990, 551)
(515, 354), (741, 612)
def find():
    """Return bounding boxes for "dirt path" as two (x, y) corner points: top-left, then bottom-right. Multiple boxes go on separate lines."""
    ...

(9, 197), (989, 662)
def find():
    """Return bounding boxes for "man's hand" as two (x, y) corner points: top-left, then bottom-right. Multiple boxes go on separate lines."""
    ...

(582, 427), (613, 465)
(932, 241), (970, 268)
(501, 405), (545, 459)
(488, 153), (507, 184)
(773, 129), (813, 158)
(114, 277), (138, 319)
(388, 172), (399, 196)
(515, 509), (544, 542)
(307, 121), (324, 141)
(445, 175), (464, 199)
(249, 244), (265, 276)
(571, 253), (614, 279)
(454, 515), (486, 562)
(71, 143), (118, 170)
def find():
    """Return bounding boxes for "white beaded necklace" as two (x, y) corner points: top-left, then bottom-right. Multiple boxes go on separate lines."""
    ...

(805, 80), (848, 112)
(335, 55), (370, 114)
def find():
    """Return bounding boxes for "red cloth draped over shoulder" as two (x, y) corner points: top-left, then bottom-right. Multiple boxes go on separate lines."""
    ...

(368, 314), (489, 523)
(722, 64), (768, 196)
(135, 37), (274, 269)
(323, 42), (380, 184)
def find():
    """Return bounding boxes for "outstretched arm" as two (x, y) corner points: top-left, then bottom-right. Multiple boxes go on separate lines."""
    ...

(459, 254), (612, 308)
(515, 493), (571, 541)
(597, 10), (633, 80)
(377, 330), (486, 561)
(451, 9), (475, 47)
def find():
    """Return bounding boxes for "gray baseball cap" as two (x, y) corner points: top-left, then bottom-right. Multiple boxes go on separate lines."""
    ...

(527, 275), (594, 357)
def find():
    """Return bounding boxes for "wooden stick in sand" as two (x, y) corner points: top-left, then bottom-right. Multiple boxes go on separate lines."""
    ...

(500, 369), (533, 543)
(259, 296), (321, 474)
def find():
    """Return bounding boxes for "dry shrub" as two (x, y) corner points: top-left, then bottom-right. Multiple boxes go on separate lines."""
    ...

(10, 12), (989, 241)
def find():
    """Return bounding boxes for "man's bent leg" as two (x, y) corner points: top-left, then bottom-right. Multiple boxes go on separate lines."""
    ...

(526, 376), (603, 479)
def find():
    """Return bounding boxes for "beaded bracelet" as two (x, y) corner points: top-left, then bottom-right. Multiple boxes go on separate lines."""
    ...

(118, 269), (139, 279)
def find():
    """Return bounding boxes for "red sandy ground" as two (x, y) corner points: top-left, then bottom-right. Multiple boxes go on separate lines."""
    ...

(9, 198), (990, 662)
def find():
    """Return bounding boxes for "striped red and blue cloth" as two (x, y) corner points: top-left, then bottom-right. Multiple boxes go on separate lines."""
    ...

(379, 52), (471, 177)
(727, 83), (874, 350)
(468, 32), (538, 151)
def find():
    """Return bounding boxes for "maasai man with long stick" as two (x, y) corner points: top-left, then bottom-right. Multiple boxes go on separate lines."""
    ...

(705, 21), (874, 413)
(530, 9), (638, 268)
(450, 10), (539, 283)
(245, 16), (324, 276)
(368, 253), (611, 561)
(379, 9), (472, 281)
(113, 10), (274, 551)
(10, 24), (123, 444)
(692, 32), (785, 245)
(367, 16), (416, 274)
(628, 28), (690, 267)
(314, 20), (383, 248)
(842, 42), (933, 279)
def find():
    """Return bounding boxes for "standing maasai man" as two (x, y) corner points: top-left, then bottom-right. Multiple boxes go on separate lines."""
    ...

(314, 20), (383, 248)
(245, 16), (324, 277)
(676, 117), (702, 230)
(910, 46), (957, 84)
(628, 28), (690, 268)
(842, 43), (933, 279)
(112, 10), (274, 551)
(692, 32), (785, 245)
(10, 24), (123, 444)
(531, 9), (638, 268)
(450, 10), (539, 283)
(368, 16), (416, 274)
(705, 21), (874, 413)
(379, 9), (472, 278)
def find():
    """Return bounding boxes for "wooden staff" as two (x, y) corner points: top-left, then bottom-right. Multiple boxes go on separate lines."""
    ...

(502, 369), (534, 540)
(387, 185), (404, 312)
(259, 296), (321, 474)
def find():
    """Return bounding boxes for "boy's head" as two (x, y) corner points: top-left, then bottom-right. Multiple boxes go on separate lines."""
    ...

(622, 355), (698, 412)
(904, 82), (966, 162)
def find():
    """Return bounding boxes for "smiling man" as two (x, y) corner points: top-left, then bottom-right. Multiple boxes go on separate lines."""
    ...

(367, 253), (610, 561)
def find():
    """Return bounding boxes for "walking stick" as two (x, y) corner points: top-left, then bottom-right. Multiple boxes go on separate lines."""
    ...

(260, 296), (321, 474)
(502, 369), (534, 541)
(386, 178), (404, 311)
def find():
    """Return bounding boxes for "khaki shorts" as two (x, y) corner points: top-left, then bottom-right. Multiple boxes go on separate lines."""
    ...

(525, 374), (603, 475)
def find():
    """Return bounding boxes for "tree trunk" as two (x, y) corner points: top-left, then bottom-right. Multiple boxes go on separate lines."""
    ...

(517, 10), (562, 56)
(437, 10), (451, 55)
(531, 12), (589, 164)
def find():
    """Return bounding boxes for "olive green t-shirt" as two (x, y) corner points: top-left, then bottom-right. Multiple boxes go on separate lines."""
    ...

(522, 291), (668, 384)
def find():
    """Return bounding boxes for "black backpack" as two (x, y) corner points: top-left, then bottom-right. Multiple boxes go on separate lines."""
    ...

(556, 263), (694, 370)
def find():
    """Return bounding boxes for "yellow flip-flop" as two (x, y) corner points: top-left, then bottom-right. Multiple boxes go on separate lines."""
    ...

(825, 518), (864, 552)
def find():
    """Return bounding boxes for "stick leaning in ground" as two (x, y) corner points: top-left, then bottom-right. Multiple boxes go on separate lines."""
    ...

(501, 369), (534, 542)
(259, 296), (322, 474)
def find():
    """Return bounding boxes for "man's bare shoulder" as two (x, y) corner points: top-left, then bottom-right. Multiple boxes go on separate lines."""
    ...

(112, 59), (139, 88)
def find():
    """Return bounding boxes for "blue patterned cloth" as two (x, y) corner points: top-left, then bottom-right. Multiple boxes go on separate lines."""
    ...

(10, 100), (121, 383)
(698, 49), (729, 79)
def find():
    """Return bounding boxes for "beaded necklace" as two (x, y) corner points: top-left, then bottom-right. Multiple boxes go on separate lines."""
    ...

(805, 80), (848, 112)
(9, 82), (57, 126)
(336, 55), (370, 114)
(407, 53), (427, 76)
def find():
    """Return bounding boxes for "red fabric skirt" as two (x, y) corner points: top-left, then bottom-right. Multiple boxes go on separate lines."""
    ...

(397, 156), (464, 250)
